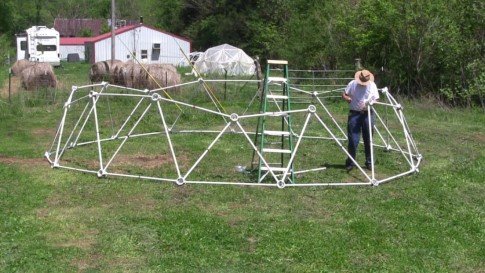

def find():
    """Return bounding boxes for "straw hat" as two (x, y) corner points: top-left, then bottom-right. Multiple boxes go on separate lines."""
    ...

(354, 69), (374, 86)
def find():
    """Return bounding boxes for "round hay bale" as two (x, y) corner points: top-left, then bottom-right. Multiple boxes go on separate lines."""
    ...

(132, 64), (147, 89)
(120, 63), (136, 88)
(112, 62), (128, 86)
(20, 63), (57, 91)
(145, 65), (181, 90)
(89, 60), (122, 83)
(147, 63), (177, 73)
(108, 60), (124, 84)
(89, 61), (109, 83)
(11, 59), (34, 76)
(113, 62), (137, 87)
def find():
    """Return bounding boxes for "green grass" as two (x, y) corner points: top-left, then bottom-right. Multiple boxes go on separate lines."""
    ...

(0, 62), (484, 272)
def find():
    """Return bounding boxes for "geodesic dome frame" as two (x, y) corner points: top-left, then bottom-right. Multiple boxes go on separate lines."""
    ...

(45, 72), (422, 188)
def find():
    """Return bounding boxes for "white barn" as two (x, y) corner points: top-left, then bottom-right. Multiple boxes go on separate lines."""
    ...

(85, 24), (191, 65)
(59, 24), (191, 65)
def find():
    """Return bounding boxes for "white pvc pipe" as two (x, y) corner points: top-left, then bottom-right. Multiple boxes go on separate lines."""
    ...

(113, 97), (146, 138)
(105, 172), (176, 183)
(158, 96), (231, 118)
(368, 105), (375, 180)
(281, 112), (311, 182)
(313, 113), (373, 182)
(286, 182), (372, 187)
(239, 108), (308, 119)
(235, 121), (280, 183)
(54, 106), (69, 164)
(374, 109), (413, 166)
(293, 166), (328, 174)
(185, 180), (277, 187)
(58, 102), (91, 158)
(72, 100), (95, 147)
(157, 101), (182, 178)
(183, 122), (232, 180)
(91, 95), (104, 170)
(103, 104), (152, 171)
(315, 96), (347, 139)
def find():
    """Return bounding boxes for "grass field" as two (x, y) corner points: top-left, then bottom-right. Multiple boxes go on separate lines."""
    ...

(0, 62), (484, 272)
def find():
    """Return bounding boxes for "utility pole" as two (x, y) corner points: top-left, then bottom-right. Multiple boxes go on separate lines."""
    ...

(111, 0), (116, 63)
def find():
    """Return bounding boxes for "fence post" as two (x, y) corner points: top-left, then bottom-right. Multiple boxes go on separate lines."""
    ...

(8, 68), (12, 103)
(355, 58), (362, 70)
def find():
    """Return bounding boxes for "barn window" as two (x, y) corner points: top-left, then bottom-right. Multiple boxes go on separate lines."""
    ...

(141, 50), (148, 59)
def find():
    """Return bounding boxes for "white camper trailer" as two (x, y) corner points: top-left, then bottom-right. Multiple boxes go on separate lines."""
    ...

(17, 26), (60, 66)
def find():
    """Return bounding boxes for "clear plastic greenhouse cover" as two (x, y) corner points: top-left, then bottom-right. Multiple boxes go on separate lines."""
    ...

(194, 44), (256, 76)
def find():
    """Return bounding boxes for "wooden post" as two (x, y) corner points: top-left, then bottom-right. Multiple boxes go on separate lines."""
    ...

(224, 70), (227, 100)
(111, 0), (116, 63)
(8, 68), (12, 103)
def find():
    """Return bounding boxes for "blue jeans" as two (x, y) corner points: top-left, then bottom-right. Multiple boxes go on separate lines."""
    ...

(346, 110), (375, 167)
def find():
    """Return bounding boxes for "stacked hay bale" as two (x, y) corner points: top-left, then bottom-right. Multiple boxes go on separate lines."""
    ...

(131, 64), (147, 89)
(109, 62), (127, 86)
(11, 59), (35, 76)
(143, 64), (181, 90)
(98, 62), (181, 90)
(109, 61), (125, 85)
(89, 60), (122, 83)
(20, 63), (58, 91)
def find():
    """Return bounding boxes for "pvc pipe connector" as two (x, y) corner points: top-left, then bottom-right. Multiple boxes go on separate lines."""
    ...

(89, 91), (98, 98)
(308, 105), (316, 113)
(97, 169), (107, 178)
(151, 93), (162, 101)
(176, 177), (185, 186)
(230, 113), (239, 122)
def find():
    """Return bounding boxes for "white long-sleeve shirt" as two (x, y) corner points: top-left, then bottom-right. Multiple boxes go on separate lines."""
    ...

(344, 80), (379, 111)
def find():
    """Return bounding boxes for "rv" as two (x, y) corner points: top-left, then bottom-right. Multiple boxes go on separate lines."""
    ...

(16, 26), (60, 66)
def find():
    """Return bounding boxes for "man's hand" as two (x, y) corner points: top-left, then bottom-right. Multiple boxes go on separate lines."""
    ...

(342, 93), (352, 103)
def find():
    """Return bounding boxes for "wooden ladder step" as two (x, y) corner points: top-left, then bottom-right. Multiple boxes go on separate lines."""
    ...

(268, 76), (287, 83)
(267, 60), (288, 65)
(266, 94), (288, 100)
(263, 148), (292, 154)
(264, 130), (290, 136)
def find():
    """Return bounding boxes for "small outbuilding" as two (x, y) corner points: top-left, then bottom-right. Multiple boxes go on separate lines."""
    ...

(60, 37), (92, 61)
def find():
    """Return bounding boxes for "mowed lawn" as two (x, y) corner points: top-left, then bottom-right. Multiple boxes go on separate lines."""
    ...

(0, 66), (484, 272)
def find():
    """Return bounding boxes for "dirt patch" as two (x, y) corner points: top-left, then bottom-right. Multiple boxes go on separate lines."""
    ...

(112, 153), (188, 169)
(36, 208), (50, 219)
(470, 132), (485, 143)
(0, 154), (46, 166)
(247, 236), (258, 253)
(107, 256), (142, 271)
(55, 229), (99, 250)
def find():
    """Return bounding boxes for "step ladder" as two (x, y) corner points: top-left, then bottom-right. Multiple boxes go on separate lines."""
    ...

(252, 60), (295, 184)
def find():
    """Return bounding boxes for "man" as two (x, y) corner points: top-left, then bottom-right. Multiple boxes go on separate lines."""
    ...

(342, 69), (379, 171)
